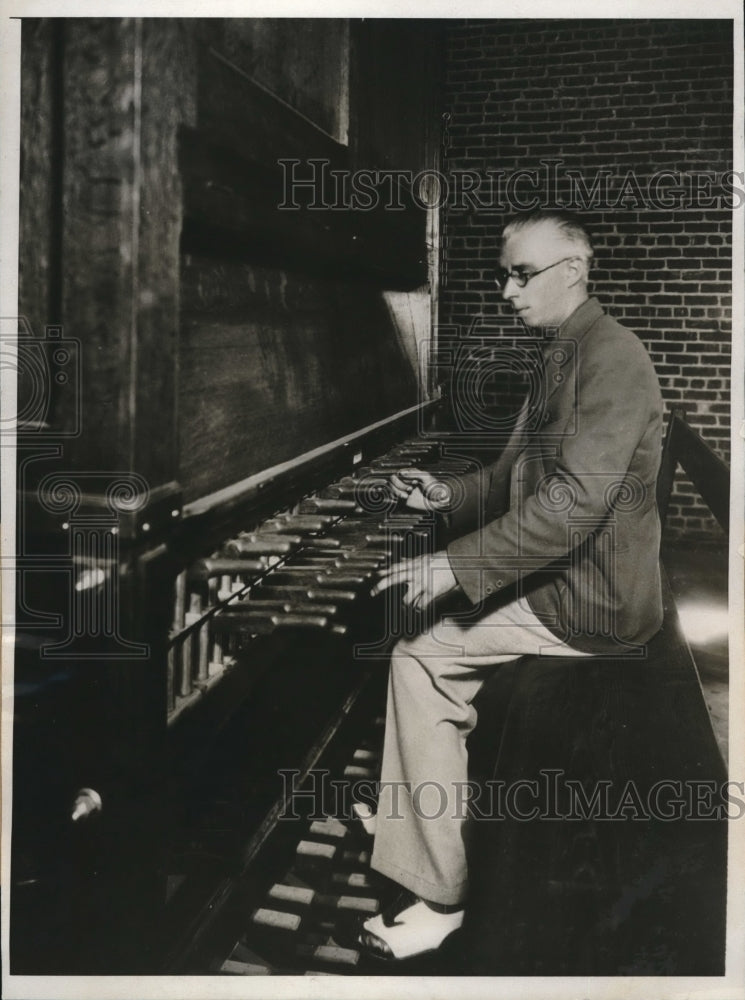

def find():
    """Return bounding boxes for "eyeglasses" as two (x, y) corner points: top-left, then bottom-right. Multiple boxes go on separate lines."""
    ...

(494, 256), (578, 290)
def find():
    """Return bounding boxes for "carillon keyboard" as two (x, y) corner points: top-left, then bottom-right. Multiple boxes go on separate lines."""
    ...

(167, 438), (476, 723)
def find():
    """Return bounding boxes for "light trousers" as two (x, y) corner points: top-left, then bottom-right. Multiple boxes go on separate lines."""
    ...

(370, 595), (589, 906)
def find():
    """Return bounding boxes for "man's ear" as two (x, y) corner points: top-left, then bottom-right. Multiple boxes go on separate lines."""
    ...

(565, 256), (586, 288)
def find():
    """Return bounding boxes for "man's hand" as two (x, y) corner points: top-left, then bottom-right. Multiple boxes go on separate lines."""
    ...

(370, 551), (459, 611)
(388, 469), (453, 512)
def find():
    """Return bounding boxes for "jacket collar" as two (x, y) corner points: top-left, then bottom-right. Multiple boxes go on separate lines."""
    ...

(557, 296), (604, 343)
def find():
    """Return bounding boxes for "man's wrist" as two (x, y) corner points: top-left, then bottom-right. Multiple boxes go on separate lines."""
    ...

(423, 480), (454, 512)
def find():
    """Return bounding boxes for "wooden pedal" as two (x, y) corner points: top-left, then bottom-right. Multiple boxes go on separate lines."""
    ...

(341, 848), (371, 867)
(309, 818), (349, 840)
(296, 840), (336, 860)
(268, 883), (379, 914)
(343, 764), (376, 779)
(297, 943), (360, 967)
(252, 908), (301, 931)
(332, 871), (373, 890)
(215, 958), (272, 975)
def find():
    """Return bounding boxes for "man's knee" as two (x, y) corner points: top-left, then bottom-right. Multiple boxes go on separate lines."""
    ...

(389, 634), (428, 678)
(390, 626), (464, 684)
(392, 624), (452, 660)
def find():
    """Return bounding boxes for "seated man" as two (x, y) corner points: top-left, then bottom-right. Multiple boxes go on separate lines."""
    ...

(355, 209), (665, 961)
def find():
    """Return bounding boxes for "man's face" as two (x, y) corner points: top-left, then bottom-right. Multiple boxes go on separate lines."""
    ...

(499, 222), (578, 329)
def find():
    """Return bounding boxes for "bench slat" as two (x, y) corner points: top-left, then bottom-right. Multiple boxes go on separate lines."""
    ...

(657, 406), (730, 533)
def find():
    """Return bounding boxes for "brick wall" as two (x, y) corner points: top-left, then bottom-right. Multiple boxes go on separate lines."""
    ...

(439, 18), (733, 541)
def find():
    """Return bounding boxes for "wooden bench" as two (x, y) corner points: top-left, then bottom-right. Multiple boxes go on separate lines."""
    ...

(461, 407), (729, 975)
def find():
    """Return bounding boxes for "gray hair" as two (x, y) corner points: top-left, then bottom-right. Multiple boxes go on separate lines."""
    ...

(502, 210), (594, 274)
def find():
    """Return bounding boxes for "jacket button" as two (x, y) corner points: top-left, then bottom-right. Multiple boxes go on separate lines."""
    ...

(485, 584), (494, 594)
(496, 579), (503, 588)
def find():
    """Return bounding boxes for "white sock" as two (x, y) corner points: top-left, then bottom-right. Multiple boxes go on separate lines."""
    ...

(362, 900), (464, 959)
(352, 801), (377, 836)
